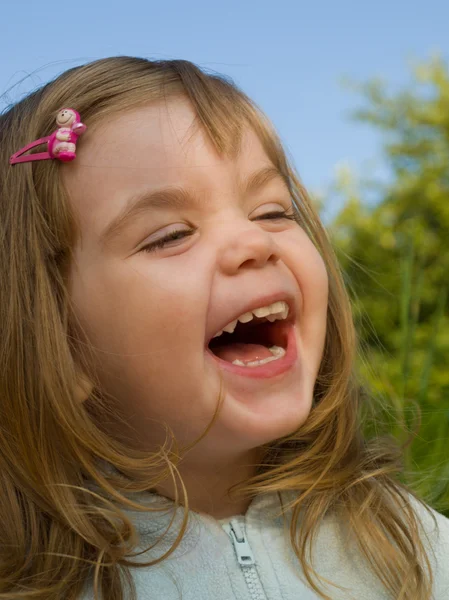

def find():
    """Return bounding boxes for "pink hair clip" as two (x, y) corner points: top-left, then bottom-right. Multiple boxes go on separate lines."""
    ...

(9, 108), (87, 165)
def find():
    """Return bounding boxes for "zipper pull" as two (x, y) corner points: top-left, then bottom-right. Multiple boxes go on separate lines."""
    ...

(228, 519), (255, 566)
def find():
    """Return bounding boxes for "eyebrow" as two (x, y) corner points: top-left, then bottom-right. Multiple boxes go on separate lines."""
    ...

(100, 165), (289, 246)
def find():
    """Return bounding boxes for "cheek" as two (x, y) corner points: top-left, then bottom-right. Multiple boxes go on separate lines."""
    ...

(302, 247), (329, 305)
(283, 228), (329, 298)
(282, 229), (329, 361)
(69, 257), (212, 413)
(69, 256), (205, 357)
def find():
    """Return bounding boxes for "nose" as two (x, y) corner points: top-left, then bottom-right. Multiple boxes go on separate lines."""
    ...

(218, 219), (281, 275)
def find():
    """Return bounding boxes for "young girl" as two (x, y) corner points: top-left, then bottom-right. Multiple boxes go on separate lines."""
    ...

(0, 57), (447, 600)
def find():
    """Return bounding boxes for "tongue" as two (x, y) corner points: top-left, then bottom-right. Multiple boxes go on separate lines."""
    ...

(212, 342), (273, 364)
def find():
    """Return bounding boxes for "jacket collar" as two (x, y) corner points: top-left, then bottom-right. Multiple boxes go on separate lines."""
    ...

(85, 461), (300, 544)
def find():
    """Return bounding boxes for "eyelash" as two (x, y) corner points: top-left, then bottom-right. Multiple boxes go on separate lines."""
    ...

(140, 209), (298, 254)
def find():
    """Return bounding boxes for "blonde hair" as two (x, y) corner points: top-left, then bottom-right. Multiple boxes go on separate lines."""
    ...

(0, 57), (436, 600)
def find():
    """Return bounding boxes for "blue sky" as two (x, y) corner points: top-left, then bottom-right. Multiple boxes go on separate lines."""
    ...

(1, 0), (447, 221)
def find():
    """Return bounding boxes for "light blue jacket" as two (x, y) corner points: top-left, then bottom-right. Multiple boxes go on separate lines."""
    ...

(82, 489), (449, 599)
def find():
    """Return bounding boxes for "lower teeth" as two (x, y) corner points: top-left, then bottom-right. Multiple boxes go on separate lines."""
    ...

(232, 345), (286, 367)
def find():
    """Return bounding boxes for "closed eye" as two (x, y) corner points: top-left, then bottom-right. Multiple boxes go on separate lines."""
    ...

(139, 208), (298, 254)
(254, 209), (297, 222)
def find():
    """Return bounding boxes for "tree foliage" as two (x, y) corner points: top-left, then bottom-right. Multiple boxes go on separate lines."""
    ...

(327, 56), (449, 514)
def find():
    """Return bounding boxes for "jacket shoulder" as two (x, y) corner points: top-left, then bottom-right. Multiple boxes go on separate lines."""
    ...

(409, 497), (449, 598)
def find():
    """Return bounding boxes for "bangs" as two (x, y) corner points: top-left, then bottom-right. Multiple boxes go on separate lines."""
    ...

(166, 63), (287, 169)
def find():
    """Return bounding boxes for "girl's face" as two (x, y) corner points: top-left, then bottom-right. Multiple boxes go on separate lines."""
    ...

(65, 98), (328, 469)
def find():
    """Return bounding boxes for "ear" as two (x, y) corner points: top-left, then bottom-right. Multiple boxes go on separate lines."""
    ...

(74, 372), (94, 403)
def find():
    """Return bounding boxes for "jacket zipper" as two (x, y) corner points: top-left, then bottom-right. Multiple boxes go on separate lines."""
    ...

(227, 518), (268, 600)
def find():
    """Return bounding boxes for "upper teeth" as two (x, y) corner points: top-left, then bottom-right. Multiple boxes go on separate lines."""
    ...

(212, 301), (289, 339)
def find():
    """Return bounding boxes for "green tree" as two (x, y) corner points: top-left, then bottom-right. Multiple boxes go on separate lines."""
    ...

(327, 56), (449, 515)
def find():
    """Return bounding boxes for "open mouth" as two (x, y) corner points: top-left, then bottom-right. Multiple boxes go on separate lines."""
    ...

(207, 317), (289, 365)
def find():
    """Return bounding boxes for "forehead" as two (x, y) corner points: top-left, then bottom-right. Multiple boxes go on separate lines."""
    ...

(62, 99), (275, 240)
(71, 98), (269, 175)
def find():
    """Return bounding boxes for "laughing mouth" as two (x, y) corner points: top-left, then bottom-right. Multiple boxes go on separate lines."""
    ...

(209, 316), (288, 348)
(207, 314), (291, 366)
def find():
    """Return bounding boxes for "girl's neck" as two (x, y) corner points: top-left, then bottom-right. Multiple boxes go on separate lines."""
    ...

(149, 453), (262, 519)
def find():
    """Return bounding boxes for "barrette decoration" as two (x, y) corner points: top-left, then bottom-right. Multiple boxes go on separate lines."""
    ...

(9, 108), (87, 165)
